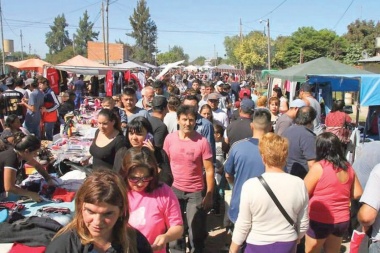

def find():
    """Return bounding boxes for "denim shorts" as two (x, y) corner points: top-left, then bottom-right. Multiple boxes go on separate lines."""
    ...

(306, 220), (350, 239)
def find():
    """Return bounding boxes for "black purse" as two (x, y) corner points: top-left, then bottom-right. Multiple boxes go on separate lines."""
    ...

(258, 176), (298, 233)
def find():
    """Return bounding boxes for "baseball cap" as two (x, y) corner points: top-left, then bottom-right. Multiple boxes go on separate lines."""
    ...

(239, 88), (251, 99)
(215, 81), (224, 87)
(5, 77), (14, 86)
(289, 99), (306, 108)
(25, 78), (36, 87)
(207, 93), (221, 100)
(240, 98), (255, 113)
(152, 95), (167, 108)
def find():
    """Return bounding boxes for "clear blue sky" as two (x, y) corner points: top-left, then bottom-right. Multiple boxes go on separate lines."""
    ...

(2, 0), (379, 61)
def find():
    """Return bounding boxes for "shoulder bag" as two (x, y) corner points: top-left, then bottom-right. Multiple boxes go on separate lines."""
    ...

(258, 176), (298, 233)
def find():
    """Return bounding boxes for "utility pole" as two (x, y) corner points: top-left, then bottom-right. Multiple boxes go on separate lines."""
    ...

(239, 18), (243, 69)
(28, 43), (31, 55)
(101, 2), (106, 65)
(260, 19), (271, 70)
(72, 34), (76, 54)
(0, 0), (5, 74)
(20, 30), (24, 60)
(105, 0), (110, 66)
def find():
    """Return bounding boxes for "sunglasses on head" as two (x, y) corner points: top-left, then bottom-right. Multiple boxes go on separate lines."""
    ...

(128, 176), (153, 183)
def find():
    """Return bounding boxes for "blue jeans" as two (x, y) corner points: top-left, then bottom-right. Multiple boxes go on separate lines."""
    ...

(170, 187), (208, 253)
(74, 91), (83, 109)
(44, 122), (55, 141)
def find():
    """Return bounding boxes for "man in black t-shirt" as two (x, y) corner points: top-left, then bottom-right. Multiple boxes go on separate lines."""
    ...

(0, 77), (24, 126)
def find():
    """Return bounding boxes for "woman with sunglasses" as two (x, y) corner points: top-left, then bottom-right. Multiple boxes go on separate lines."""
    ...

(46, 169), (152, 253)
(113, 116), (173, 186)
(0, 133), (53, 202)
(120, 147), (183, 253)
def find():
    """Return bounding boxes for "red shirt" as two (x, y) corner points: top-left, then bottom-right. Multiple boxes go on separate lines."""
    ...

(309, 160), (354, 223)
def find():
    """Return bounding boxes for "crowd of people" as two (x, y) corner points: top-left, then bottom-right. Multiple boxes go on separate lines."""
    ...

(0, 67), (379, 253)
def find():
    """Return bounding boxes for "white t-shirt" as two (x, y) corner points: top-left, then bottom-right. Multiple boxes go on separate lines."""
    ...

(232, 172), (309, 245)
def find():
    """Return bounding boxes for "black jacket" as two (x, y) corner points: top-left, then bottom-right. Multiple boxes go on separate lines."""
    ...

(45, 229), (152, 253)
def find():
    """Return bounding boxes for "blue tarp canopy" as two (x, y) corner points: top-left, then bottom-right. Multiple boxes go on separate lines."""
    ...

(307, 74), (380, 106)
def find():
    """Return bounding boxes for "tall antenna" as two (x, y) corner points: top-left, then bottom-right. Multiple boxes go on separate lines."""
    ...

(20, 30), (24, 60)
(0, 0), (5, 74)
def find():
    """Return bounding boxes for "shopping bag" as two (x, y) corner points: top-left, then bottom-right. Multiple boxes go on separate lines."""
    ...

(349, 229), (366, 253)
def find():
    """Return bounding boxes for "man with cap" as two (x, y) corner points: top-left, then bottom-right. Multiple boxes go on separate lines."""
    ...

(207, 93), (229, 129)
(299, 82), (323, 135)
(275, 99), (306, 136)
(225, 98), (255, 148)
(24, 78), (35, 99)
(0, 77), (24, 127)
(148, 95), (168, 149)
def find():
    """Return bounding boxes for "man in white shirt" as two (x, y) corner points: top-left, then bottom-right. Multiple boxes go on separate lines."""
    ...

(207, 93), (229, 129)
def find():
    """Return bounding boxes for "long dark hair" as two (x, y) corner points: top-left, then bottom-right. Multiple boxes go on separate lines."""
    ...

(120, 147), (161, 193)
(316, 132), (348, 170)
(98, 108), (121, 132)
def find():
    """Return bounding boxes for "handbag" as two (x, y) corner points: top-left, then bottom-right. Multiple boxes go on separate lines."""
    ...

(338, 116), (352, 144)
(258, 176), (298, 233)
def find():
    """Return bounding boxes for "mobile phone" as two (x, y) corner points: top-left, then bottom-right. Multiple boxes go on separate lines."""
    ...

(145, 133), (154, 143)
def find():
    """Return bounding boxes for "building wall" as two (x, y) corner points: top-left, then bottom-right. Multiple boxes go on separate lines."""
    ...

(87, 41), (128, 65)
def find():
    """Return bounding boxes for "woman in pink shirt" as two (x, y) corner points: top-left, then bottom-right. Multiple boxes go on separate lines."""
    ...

(119, 147), (183, 253)
(304, 132), (362, 253)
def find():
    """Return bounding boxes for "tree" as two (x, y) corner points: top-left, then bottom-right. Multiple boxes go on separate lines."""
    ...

(73, 10), (99, 56)
(128, 0), (157, 63)
(272, 36), (290, 69)
(343, 43), (364, 65)
(282, 27), (346, 67)
(191, 56), (206, 66)
(224, 35), (241, 66)
(343, 19), (380, 57)
(156, 46), (189, 65)
(45, 47), (75, 64)
(234, 31), (267, 70)
(45, 14), (72, 54)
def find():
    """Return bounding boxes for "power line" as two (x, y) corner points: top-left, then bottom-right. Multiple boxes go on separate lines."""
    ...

(5, 18), (239, 35)
(333, 0), (355, 30)
(245, 0), (289, 23)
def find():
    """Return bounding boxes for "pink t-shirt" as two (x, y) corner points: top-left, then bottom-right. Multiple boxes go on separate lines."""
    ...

(128, 184), (183, 253)
(163, 131), (213, 192)
(309, 160), (354, 224)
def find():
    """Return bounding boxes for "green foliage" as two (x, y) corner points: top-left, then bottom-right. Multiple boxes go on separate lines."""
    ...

(282, 27), (346, 66)
(45, 47), (75, 64)
(191, 56), (206, 66)
(343, 19), (380, 57)
(272, 36), (290, 69)
(128, 0), (157, 63)
(156, 46), (189, 65)
(343, 43), (364, 65)
(73, 10), (99, 56)
(234, 31), (267, 69)
(223, 35), (241, 65)
(45, 14), (72, 54)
